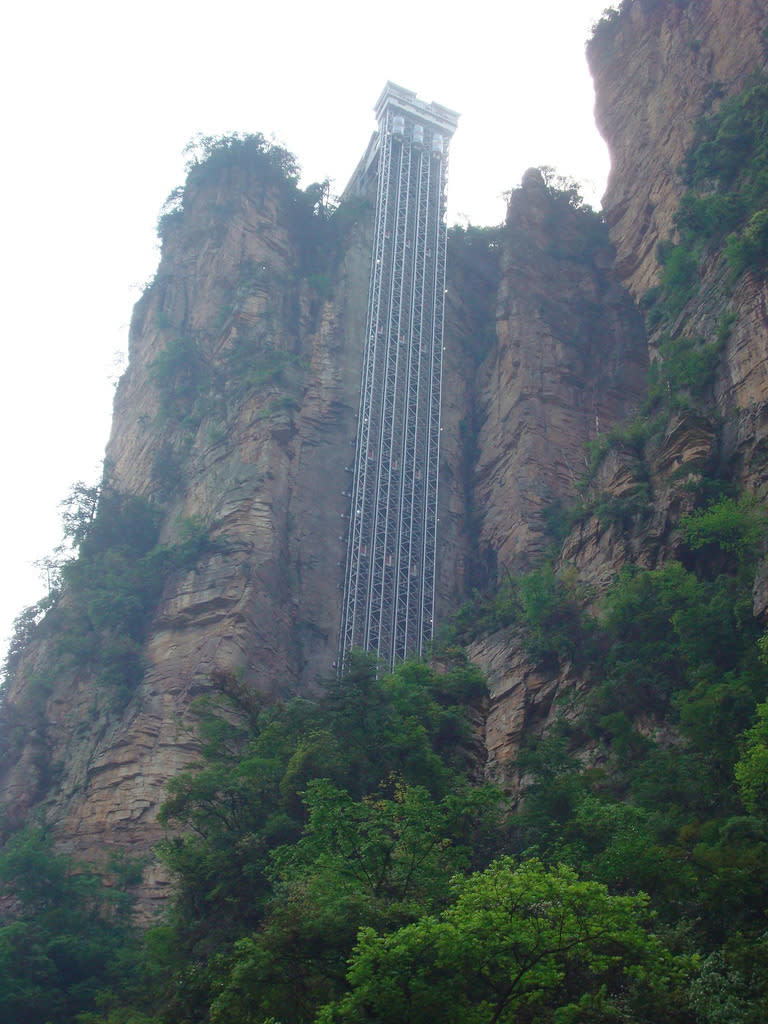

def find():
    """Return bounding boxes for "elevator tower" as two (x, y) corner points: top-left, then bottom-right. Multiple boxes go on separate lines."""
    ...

(340, 83), (459, 669)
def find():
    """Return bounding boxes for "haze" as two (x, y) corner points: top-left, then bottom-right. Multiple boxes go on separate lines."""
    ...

(0, 0), (612, 657)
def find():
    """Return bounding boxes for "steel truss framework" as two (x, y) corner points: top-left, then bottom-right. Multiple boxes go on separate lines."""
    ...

(340, 84), (458, 669)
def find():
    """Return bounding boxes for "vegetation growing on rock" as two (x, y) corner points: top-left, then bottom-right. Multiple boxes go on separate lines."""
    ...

(3, 11), (768, 1024)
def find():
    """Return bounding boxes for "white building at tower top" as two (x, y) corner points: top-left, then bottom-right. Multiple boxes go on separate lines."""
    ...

(374, 81), (459, 137)
(345, 82), (459, 199)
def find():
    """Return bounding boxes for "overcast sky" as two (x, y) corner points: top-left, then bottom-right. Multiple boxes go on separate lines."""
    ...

(0, 0), (613, 659)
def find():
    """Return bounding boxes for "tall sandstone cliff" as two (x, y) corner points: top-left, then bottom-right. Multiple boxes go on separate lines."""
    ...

(476, 0), (768, 779)
(2, 0), (767, 908)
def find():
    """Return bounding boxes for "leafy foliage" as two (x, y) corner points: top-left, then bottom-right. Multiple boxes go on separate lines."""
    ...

(655, 241), (700, 319)
(582, 80), (768, 479)
(120, 654), (502, 1023)
(149, 334), (214, 427)
(735, 700), (768, 815)
(446, 563), (595, 667)
(184, 133), (300, 191)
(4, 483), (220, 708)
(51, 489), (217, 703)
(724, 207), (768, 276)
(5, 489), (768, 1022)
(0, 829), (140, 1024)
(6, 75), (768, 1024)
(644, 75), (768, 336)
(318, 857), (687, 1024)
(508, 494), (768, 1008)
(682, 495), (765, 558)
(635, 76), (768, 433)
(536, 165), (596, 213)
(156, 133), (301, 241)
(646, 332), (724, 408)
(679, 75), (768, 275)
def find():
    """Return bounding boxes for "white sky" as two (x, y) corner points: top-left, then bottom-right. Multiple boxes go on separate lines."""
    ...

(0, 0), (612, 660)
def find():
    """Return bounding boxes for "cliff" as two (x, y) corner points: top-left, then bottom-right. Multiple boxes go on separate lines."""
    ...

(473, 169), (647, 579)
(2, 0), (768, 914)
(589, 0), (768, 299)
(473, 0), (768, 780)
(0, 145), (372, 902)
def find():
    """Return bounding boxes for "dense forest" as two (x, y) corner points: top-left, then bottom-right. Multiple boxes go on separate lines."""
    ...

(3, 45), (768, 1024)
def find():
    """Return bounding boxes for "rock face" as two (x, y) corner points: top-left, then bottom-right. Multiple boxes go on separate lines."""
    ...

(3, 0), (768, 902)
(109, 167), (370, 698)
(588, 0), (768, 300)
(0, 154), (483, 898)
(473, 171), (647, 578)
(472, 0), (768, 776)
(0, 160), (374, 905)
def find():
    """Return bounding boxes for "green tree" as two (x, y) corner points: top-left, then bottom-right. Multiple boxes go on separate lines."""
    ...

(735, 699), (768, 815)
(207, 779), (501, 1024)
(0, 829), (138, 1024)
(318, 857), (687, 1024)
(145, 656), (496, 1023)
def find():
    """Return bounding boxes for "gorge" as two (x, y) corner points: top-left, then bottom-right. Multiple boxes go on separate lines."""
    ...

(2, 1), (768, 1020)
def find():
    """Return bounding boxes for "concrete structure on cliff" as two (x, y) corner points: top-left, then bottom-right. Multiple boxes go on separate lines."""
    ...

(339, 83), (459, 668)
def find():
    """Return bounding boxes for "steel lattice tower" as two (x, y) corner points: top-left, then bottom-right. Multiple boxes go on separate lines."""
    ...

(340, 83), (458, 669)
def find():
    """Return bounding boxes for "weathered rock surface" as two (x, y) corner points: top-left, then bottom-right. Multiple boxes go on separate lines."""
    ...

(4, 0), (768, 903)
(589, 0), (768, 301)
(470, 626), (584, 789)
(473, 171), (648, 578)
(472, 0), (768, 781)
(0, 164), (489, 896)
(0, 166), (373, 897)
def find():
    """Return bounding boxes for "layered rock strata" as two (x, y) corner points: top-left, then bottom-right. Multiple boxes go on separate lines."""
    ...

(0, 165), (373, 903)
(473, 170), (648, 578)
(475, 0), (768, 776)
(3, 0), (768, 900)
(588, 0), (768, 300)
